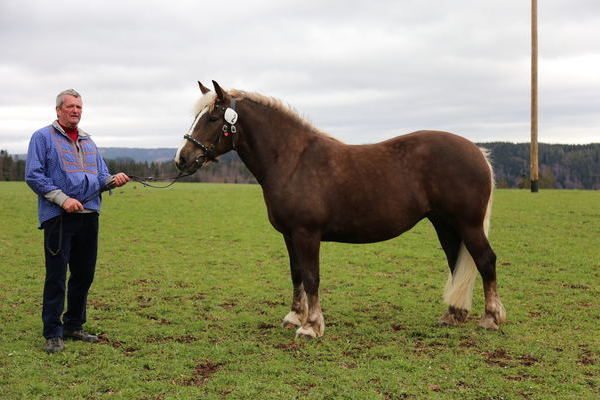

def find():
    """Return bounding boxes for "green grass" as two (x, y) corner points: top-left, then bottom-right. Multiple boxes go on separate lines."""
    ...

(0, 182), (598, 400)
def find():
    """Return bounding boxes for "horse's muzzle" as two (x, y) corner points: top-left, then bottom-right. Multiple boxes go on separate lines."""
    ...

(175, 158), (201, 174)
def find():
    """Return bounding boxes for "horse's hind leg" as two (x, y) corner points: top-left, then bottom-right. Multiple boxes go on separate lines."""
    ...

(430, 217), (470, 326)
(461, 227), (506, 330)
(281, 235), (308, 329)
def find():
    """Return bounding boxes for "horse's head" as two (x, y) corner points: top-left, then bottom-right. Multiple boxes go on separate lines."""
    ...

(175, 80), (239, 174)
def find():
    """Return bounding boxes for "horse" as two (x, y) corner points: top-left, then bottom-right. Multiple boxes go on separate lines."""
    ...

(175, 80), (506, 338)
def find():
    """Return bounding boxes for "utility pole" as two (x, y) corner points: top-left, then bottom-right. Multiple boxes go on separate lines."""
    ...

(530, 0), (539, 192)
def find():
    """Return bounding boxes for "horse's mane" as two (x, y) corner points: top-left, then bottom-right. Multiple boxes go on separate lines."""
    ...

(193, 89), (344, 143)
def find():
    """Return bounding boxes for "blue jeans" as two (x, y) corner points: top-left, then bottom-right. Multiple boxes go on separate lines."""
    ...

(42, 213), (99, 339)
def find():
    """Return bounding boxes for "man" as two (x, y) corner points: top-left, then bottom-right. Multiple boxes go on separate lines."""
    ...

(25, 89), (130, 353)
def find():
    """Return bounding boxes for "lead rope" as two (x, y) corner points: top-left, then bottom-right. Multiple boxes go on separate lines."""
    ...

(46, 172), (194, 255)
(79, 172), (194, 203)
(45, 215), (63, 256)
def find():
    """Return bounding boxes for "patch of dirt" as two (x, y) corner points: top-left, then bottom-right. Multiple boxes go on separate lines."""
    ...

(133, 279), (159, 285)
(427, 384), (442, 392)
(144, 335), (199, 344)
(274, 341), (304, 351)
(459, 338), (479, 348)
(88, 299), (113, 311)
(391, 323), (409, 331)
(518, 354), (540, 366)
(456, 380), (470, 389)
(138, 394), (165, 400)
(123, 346), (139, 354)
(483, 349), (540, 368)
(528, 311), (543, 318)
(258, 322), (276, 330)
(504, 373), (534, 381)
(178, 361), (225, 387)
(562, 283), (590, 290)
(369, 354), (392, 360)
(374, 388), (417, 399)
(97, 333), (130, 350)
(141, 314), (172, 325)
(262, 300), (286, 307)
(219, 301), (237, 309)
(483, 348), (513, 367)
(579, 345), (596, 365)
(576, 302), (594, 307)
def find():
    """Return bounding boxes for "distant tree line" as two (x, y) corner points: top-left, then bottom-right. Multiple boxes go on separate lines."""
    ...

(2, 143), (598, 189)
(0, 150), (26, 181)
(479, 142), (600, 190)
(104, 152), (257, 184)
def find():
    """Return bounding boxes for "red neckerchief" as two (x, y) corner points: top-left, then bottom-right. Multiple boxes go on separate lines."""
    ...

(59, 122), (79, 143)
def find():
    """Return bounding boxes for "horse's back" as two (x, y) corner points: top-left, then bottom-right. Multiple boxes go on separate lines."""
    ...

(348, 130), (492, 219)
(265, 129), (492, 242)
(382, 130), (493, 221)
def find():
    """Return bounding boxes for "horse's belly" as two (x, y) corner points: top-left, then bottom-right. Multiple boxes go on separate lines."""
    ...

(321, 231), (399, 244)
(321, 217), (420, 244)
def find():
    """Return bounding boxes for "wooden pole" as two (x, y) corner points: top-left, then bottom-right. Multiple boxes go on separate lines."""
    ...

(530, 0), (539, 192)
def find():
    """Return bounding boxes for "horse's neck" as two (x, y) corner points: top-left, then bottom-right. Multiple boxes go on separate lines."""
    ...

(235, 101), (317, 184)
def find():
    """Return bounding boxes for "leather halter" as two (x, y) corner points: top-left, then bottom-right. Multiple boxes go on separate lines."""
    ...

(183, 98), (238, 164)
(182, 133), (218, 162)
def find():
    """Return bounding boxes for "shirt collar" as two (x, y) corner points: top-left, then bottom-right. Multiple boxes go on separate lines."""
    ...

(52, 120), (90, 138)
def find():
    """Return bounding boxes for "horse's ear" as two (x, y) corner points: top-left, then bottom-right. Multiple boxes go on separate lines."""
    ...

(212, 80), (229, 102)
(198, 81), (211, 94)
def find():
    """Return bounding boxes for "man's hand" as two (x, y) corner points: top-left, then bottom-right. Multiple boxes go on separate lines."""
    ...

(112, 173), (131, 187)
(62, 198), (84, 213)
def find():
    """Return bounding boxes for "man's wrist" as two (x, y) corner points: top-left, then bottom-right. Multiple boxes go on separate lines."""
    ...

(44, 190), (69, 207)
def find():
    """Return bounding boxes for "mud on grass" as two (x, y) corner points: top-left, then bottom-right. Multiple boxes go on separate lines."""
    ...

(0, 182), (598, 399)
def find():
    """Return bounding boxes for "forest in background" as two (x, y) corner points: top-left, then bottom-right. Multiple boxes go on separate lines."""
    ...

(2, 142), (598, 189)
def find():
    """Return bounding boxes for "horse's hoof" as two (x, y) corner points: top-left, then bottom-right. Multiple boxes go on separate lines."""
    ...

(297, 332), (316, 339)
(282, 311), (303, 329)
(282, 321), (299, 329)
(495, 303), (507, 324)
(439, 314), (459, 326)
(295, 327), (317, 339)
(478, 315), (499, 331)
(439, 308), (468, 326)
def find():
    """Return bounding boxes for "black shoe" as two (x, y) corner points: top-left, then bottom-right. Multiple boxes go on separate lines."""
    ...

(63, 329), (98, 343)
(45, 337), (65, 353)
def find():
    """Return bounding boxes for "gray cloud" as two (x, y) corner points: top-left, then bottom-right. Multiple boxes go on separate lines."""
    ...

(1, 0), (598, 153)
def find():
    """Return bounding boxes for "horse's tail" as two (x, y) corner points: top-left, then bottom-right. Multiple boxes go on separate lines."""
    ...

(443, 148), (494, 311)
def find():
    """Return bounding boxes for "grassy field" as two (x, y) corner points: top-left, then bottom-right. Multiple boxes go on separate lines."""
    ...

(0, 181), (598, 400)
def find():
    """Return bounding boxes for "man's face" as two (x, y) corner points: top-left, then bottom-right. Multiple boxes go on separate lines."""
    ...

(56, 95), (83, 128)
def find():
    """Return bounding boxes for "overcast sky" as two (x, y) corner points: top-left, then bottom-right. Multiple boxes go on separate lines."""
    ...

(1, 0), (599, 154)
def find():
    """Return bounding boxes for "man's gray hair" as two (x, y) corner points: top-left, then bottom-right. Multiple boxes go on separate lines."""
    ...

(56, 89), (81, 108)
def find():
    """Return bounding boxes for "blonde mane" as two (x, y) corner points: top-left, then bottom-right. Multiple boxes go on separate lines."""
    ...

(194, 89), (344, 143)
(192, 92), (217, 115)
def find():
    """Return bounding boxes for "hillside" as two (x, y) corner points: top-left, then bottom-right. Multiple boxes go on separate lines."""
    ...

(479, 142), (600, 189)
(97, 143), (600, 189)
(99, 147), (176, 163)
(4, 142), (599, 189)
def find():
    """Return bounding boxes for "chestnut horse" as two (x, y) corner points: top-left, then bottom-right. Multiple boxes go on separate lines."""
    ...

(175, 81), (506, 338)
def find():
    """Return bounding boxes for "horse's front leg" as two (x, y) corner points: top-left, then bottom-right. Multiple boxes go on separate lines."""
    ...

(282, 235), (308, 329)
(289, 230), (324, 339)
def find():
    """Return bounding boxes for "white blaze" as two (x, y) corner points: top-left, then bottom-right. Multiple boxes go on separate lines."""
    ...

(175, 106), (209, 165)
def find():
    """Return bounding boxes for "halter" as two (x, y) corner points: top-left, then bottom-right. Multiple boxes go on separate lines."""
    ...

(183, 98), (239, 164)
